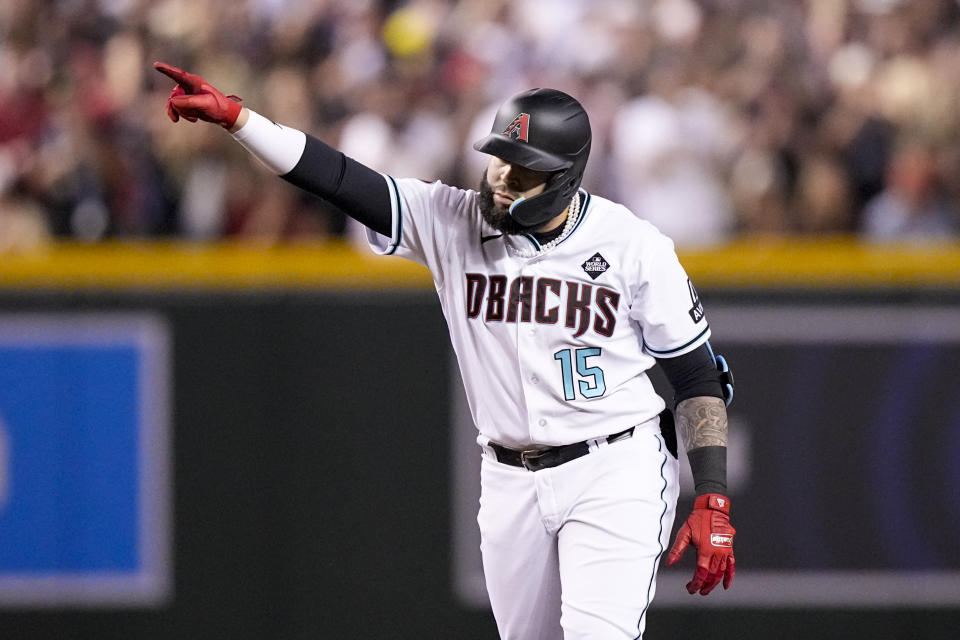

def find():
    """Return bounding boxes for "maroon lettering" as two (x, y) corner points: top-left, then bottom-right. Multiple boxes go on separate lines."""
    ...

(565, 282), (592, 338)
(535, 278), (561, 324)
(469, 274), (621, 338)
(594, 288), (620, 337)
(506, 276), (534, 323)
(465, 274), (486, 319)
(486, 275), (508, 322)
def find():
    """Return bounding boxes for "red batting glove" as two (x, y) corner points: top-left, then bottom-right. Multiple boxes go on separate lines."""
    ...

(667, 493), (736, 595)
(153, 61), (243, 129)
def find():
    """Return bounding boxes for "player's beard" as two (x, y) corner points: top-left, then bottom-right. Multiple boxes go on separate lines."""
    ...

(478, 171), (536, 236)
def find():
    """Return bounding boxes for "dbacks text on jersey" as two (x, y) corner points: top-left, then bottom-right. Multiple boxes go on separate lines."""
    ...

(465, 273), (619, 338)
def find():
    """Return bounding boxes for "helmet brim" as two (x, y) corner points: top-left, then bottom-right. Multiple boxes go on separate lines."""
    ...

(473, 134), (572, 172)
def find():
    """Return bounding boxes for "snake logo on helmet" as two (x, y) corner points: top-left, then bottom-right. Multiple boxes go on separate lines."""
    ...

(474, 88), (592, 228)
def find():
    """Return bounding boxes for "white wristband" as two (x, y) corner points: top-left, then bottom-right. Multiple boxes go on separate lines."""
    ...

(230, 110), (307, 175)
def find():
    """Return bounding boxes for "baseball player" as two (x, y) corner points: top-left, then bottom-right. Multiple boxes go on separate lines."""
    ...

(155, 62), (737, 639)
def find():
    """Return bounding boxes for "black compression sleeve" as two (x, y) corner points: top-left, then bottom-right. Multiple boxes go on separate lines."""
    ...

(656, 343), (723, 406)
(280, 134), (393, 237)
(686, 446), (727, 495)
(659, 344), (728, 496)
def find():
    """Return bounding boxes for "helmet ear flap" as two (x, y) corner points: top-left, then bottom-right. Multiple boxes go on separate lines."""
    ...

(547, 167), (578, 197)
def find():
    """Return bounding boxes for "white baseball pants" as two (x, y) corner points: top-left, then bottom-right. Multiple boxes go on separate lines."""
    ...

(477, 426), (679, 639)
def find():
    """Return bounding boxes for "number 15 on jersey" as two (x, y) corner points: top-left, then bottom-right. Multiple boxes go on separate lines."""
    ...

(553, 347), (606, 400)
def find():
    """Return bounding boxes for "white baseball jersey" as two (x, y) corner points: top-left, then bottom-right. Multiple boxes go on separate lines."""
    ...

(367, 177), (710, 449)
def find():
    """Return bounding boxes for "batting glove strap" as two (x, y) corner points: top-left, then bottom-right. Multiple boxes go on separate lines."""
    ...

(695, 492), (730, 515)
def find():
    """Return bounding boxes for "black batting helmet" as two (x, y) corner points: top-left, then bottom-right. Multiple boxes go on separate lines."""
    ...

(473, 88), (591, 228)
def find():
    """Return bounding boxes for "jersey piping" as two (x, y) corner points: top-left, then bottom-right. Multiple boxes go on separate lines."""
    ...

(636, 434), (669, 639)
(381, 173), (404, 256)
(521, 234), (541, 252)
(517, 189), (592, 254)
(643, 324), (711, 357)
(562, 190), (591, 245)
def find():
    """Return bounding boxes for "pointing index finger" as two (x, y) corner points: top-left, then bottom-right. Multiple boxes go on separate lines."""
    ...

(153, 62), (197, 92)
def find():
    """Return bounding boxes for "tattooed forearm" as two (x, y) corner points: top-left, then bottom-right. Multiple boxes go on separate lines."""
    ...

(676, 396), (728, 450)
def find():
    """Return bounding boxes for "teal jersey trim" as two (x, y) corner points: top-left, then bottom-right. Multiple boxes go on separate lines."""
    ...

(644, 324), (711, 357)
(383, 174), (403, 256)
(557, 189), (591, 249)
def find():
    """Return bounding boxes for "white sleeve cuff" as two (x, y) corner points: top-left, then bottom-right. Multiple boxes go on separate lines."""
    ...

(230, 110), (307, 175)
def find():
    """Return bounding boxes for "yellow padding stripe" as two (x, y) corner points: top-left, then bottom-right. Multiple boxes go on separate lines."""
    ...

(680, 237), (960, 287)
(0, 241), (432, 290)
(0, 237), (958, 290)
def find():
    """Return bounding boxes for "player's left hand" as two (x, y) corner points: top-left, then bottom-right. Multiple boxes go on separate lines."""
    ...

(666, 493), (735, 595)
(153, 61), (243, 128)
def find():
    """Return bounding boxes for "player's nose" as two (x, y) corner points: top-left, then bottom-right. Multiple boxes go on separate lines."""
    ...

(500, 163), (521, 190)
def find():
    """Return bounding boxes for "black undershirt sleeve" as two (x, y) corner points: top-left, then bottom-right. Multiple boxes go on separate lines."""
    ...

(657, 343), (727, 495)
(655, 343), (724, 407)
(280, 134), (393, 237)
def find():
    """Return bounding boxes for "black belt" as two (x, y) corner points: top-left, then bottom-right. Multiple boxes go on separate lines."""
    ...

(489, 427), (636, 472)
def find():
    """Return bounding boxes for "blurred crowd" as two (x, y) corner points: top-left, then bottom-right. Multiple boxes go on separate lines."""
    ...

(2, 0), (960, 251)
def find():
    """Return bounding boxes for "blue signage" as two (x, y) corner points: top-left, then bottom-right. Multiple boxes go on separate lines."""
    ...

(0, 314), (171, 607)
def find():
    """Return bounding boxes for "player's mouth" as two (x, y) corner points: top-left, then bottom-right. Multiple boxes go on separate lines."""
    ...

(493, 191), (515, 206)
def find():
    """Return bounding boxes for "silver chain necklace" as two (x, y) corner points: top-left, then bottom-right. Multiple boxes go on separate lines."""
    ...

(506, 192), (581, 259)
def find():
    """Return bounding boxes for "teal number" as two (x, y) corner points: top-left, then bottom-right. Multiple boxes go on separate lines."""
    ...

(553, 349), (576, 400)
(553, 347), (606, 401)
(576, 347), (606, 398)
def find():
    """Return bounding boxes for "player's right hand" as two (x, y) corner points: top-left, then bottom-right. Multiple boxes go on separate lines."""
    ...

(153, 62), (243, 129)
(666, 493), (736, 595)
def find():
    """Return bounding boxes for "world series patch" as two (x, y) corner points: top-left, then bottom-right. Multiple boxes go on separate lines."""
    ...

(581, 253), (609, 280)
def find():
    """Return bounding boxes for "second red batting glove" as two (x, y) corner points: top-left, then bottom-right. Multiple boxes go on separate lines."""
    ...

(153, 61), (243, 129)
(667, 493), (736, 595)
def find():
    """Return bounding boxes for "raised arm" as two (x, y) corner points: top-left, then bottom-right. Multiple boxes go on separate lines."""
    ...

(154, 61), (392, 237)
